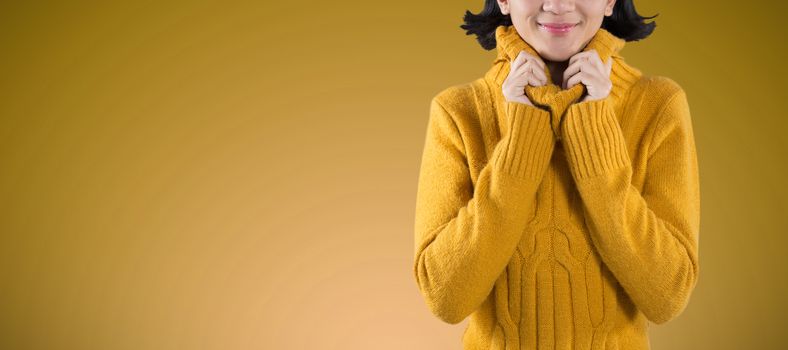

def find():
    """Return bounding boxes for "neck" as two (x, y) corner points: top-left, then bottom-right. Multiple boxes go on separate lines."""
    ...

(544, 60), (569, 87)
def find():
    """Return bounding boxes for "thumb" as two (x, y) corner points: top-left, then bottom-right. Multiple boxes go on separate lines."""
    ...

(606, 57), (613, 75)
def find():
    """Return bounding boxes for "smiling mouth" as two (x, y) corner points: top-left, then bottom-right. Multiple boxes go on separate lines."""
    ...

(538, 22), (578, 34)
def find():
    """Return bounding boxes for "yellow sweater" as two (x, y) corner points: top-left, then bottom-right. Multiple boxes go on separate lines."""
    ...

(413, 24), (700, 349)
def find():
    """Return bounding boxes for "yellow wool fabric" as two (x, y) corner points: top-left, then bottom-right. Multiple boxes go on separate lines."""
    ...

(413, 24), (700, 350)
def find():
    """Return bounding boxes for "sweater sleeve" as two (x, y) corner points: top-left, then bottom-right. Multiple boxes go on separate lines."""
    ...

(559, 90), (700, 325)
(413, 96), (556, 324)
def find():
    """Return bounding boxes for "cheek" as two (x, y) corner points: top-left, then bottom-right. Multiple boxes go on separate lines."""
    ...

(509, 11), (539, 33)
(509, 1), (541, 19)
(580, 6), (608, 24)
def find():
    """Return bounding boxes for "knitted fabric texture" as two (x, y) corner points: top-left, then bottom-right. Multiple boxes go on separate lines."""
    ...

(413, 24), (700, 350)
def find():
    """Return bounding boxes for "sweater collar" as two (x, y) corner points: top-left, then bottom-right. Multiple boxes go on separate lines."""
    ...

(484, 24), (630, 112)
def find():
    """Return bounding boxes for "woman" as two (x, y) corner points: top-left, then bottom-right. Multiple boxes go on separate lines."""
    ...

(412, 0), (700, 348)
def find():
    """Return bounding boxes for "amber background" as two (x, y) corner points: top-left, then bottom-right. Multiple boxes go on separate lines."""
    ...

(1, 1), (786, 349)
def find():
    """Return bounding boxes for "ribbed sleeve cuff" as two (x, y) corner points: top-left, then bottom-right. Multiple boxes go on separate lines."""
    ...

(494, 101), (555, 181)
(561, 98), (631, 179)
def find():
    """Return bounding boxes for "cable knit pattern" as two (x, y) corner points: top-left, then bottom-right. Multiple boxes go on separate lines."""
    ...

(413, 24), (700, 350)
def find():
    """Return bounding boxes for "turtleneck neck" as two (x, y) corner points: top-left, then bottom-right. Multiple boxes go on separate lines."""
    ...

(484, 24), (642, 138)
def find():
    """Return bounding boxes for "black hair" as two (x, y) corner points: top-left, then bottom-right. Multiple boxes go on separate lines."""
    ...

(460, 0), (658, 50)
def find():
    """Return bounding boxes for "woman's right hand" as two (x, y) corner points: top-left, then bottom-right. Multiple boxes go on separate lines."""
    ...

(502, 50), (548, 106)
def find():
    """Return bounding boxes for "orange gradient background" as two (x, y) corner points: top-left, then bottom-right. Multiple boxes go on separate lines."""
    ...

(1, 1), (786, 349)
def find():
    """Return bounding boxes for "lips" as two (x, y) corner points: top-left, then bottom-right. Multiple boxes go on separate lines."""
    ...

(538, 22), (578, 34)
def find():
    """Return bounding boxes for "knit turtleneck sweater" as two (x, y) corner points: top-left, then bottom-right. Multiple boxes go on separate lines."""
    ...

(413, 24), (700, 350)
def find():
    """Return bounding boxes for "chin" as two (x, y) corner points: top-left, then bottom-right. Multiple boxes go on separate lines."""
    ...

(534, 40), (578, 62)
(539, 50), (574, 62)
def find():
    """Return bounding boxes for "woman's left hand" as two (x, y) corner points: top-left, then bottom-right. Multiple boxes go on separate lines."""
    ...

(562, 49), (614, 103)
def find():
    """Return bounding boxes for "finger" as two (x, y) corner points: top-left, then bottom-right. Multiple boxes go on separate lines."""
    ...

(526, 74), (543, 87)
(532, 63), (548, 84)
(523, 60), (548, 84)
(568, 51), (593, 66)
(514, 67), (547, 86)
(516, 50), (543, 68)
(562, 58), (589, 88)
(510, 73), (541, 88)
(575, 49), (603, 77)
(588, 53), (605, 75)
(511, 51), (537, 73)
(563, 60), (581, 82)
(511, 52), (527, 71)
(520, 51), (546, 71)
(565, 71), (589, 90)
(529, 54), (546, 71)
(513, 60), (547, 85)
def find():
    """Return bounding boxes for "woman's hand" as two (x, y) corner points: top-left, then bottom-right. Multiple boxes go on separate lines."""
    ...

(562, 49), (614, 103)
(502, 50), (548, 106)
